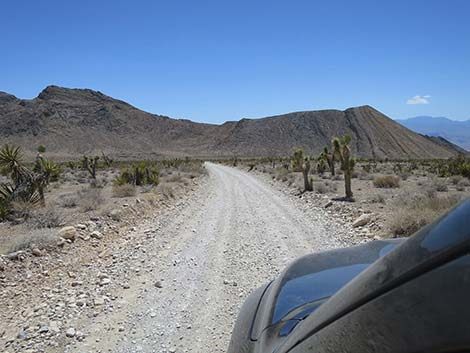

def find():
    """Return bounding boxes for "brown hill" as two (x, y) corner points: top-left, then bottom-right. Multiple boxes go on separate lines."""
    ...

(0, 86), (461, 160)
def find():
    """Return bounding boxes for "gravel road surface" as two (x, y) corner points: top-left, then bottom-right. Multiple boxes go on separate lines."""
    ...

(73, 163), (352, 353)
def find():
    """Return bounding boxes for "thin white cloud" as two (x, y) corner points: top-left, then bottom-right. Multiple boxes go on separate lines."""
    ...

(407, 95), (431, 105)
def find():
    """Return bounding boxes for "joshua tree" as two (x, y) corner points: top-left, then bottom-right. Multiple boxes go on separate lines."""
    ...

(81, 156), (99, 179)
(292, 148), (313, 192)
(101, 152), (113, 167)
(322, 146), (336, 176)
(333, 134), (355, 200)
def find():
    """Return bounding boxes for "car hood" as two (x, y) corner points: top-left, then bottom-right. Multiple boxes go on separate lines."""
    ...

(250, 239), (403, 341)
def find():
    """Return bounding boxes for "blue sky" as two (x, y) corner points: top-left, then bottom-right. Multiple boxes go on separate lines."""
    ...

(1, 0), (469, 123)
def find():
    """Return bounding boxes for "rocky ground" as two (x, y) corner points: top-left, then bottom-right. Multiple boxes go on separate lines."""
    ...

(1, 163), (367, 353)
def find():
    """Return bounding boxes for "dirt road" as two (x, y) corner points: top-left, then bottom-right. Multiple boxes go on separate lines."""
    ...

(72, 163), (353, 353)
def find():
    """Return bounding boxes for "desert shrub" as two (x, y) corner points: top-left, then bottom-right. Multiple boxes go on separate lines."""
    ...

(388, 193), (462, 237)
(167, 174), (183, 183)
(157, 183), (174, 199)
(458, 178), (470, 187)
(140, 185), (155, 193)
(275, 167), (289, 181)
(455, 178), (469, 191)
(451, 175), (463, 185)
(6, 230), (57, 253)
(78, 187), (104, 211)
(27, 206), (64, 229)
(430, 178), (448, 192)
(358, 171), (374, 180)
(58, 194), (78, 208)
(314, 181), (337, 194)
(368, 194), (386, 204)
(373, 175), (400, 188)
(9, 201), (36, 221)
(314, 182), (329, 194)
(112, 184), (136, 198)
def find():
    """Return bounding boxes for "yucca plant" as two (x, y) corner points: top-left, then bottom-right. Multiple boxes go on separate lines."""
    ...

(114, 162), (159, 186)
(333, 134), (356, 200)
(292, 148), (313, 192)
(0, 144), (31, 185)
(0, 145), (58, 219)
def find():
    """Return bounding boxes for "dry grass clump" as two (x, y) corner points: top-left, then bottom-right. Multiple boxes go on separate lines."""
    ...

(26, 206), (65, 229)
(112, 184), (137, 198)
(430, 178), (448, 192)
(368, 194), (386, 204)
(275, 167), (289, 181)
(6, 229), (57, 253)
(388, 193), (462, 237)
(314, 181), (337, 194)
(58, 194), (79, 208)
(451, 175), (463, 185)
(157, 183), (175, 199)
(78, 187), (105, 211)
(373, 175), (400, 188)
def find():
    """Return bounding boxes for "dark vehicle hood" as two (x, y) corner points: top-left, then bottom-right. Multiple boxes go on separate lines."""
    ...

(250, 239), (403, 341)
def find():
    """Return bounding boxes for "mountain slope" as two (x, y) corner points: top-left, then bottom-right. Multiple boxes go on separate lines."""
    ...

(397, 116), (470, 151)
(0, 86), (461, 160)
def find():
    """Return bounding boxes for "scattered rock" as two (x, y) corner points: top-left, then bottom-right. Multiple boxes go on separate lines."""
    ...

(38, 325), (49, 334)
(6, 251), (26, 261)
(100, 278), (111, 286)
(352, 214), (372, 228)
(324, 201), (333, 208)
(76, 223), (87, 230)
(90, 231), (103, 239)
(58, 226), (76, 241)
(49, 321), (60, 334)
(154, 281), (163, 288)
(32, 248), (43, 257)
(94, 297), (105, 306)
(65, 327), (76, 338)
(109, 209), (122, 221)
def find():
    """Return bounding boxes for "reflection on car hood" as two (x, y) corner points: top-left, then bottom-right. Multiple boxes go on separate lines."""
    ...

(250, 239), (403, 340)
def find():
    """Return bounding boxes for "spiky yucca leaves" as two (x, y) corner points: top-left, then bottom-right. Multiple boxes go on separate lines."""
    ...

(292, 148), (313, 192)
(0, 145), (58, 219)
(0, 144), (31, 185)
(333, 134), (356, 200)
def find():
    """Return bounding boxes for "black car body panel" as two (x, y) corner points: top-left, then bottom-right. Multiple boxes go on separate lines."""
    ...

(228, 198), (470, 353)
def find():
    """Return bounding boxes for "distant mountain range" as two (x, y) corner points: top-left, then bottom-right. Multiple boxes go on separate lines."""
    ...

(397, 116), (470, 151)
(0, 86), (463, 160)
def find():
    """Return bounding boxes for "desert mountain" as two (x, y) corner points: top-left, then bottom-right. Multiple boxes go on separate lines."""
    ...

(397, 116), (470, 151)
(0, 86), (462, 160)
